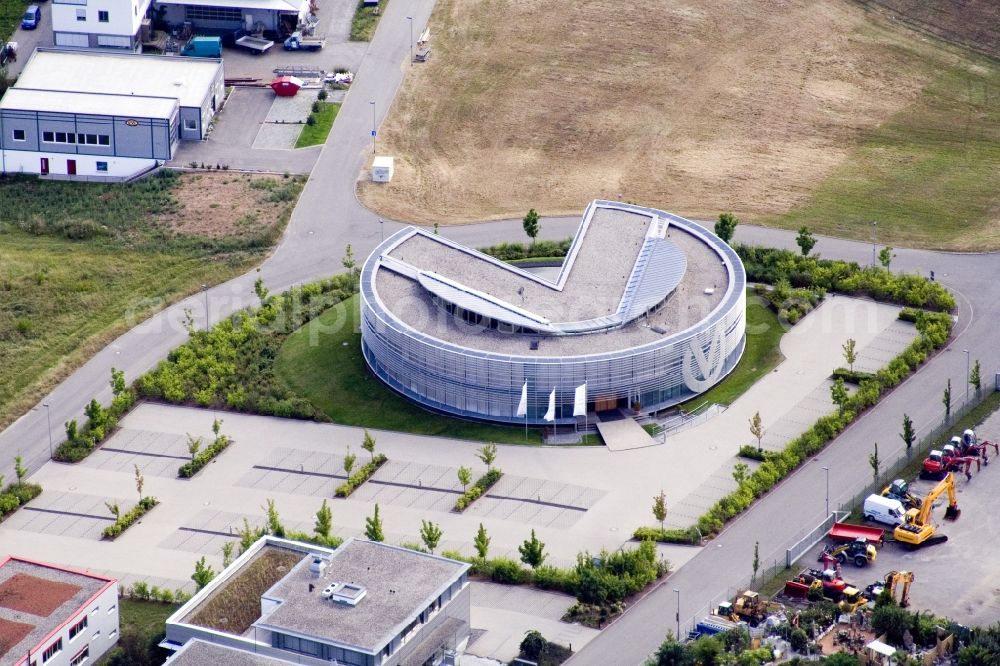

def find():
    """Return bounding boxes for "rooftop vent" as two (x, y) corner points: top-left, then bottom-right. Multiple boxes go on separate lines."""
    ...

(321, 582), (367, 607)
(530, 339), (540, 350)
(308, 555), (327, 578)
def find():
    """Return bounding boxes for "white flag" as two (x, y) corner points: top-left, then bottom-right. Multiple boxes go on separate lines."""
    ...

(543, 389), (556, 422)
(573, 383), (587, 417)
(515, 381), (528, 417)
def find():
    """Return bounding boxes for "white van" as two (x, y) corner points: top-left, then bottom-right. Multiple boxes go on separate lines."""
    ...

(863, 494), (906, 526)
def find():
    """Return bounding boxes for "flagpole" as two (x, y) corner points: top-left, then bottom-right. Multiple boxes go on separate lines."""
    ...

(525, 380), (528, 441)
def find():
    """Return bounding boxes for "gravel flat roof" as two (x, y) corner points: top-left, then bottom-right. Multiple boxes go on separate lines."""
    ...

(376, 225), (727, 356)
(167, 640), (300, 666)
(386, 206), (650, 323)
(0, 558), (113, 662)
(256, 539), (468, 653)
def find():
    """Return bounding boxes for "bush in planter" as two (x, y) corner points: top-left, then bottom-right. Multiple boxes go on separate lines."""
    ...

(102, 496), (159, 540)
(454, 468), (503, 511)
(335, 453), (388, 497)
(178, 434), (233, 478)
(489, 557), (530, 585)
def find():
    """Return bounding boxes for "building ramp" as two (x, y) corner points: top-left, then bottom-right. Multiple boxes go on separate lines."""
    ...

(596, 417), (656, 452)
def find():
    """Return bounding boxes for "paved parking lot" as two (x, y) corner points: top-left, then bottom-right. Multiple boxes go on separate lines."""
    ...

(3, 491), (125, 540)
(80, 428), (192, 478)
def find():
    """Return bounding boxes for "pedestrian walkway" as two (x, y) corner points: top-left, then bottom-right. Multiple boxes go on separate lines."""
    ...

(597, 417), (656, 451)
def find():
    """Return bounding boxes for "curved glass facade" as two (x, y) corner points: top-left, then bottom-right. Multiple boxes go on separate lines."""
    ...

(360, 204), (747, 425)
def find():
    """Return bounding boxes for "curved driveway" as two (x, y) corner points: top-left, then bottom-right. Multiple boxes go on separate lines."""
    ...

(1, 3), (999, 663)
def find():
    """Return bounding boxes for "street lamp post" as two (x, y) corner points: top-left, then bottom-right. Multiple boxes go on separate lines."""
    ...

(673, 588), (680, 639)
(964, 349), (970, 403)
(370, 100), (376, 154)
(202, 284), (210, 330)
(406, 16), (413, 65)
(42, 402), (53, 459)
(871, 221), (878, 267)
(822, 466), (829, 518)
(379, 218), (384, 243)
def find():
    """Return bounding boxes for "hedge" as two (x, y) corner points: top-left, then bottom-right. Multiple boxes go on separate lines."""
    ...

(178, 434), (233, 478)
(102, 496), (159, 540)
(736, 245), (955, 311)
(335, 454), (387, 497)
(478, 238), (573, 262)
(632, 525), (702, 545)
(454, 468), (502, 512)
(0, 482), (43, 522)
(54, 389), (136, 463)
(831, 368), (876, 385)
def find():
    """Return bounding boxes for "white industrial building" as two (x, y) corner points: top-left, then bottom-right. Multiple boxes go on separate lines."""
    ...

(0, 555), (120, 666)
(0, 49), (224, 179)
(52, 0), (152, 50)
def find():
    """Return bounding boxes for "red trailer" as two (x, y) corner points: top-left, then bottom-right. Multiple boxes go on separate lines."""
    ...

(828, 522), (885, 545)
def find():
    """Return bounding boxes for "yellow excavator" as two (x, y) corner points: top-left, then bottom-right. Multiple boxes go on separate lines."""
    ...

(885, 571), (915, 608)
(893, 472), (960, 548)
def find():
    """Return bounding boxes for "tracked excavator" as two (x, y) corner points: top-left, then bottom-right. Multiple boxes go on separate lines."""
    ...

(893, 473), (960, 548)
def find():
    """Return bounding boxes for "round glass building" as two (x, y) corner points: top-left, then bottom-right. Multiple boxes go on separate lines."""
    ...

(360, 200), (746, 425)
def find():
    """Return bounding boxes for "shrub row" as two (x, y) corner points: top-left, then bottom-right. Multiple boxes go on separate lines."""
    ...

(832, 368), (876, 385)
(178, 434), (233, 478)
(335, 454), (387, 497)
(102, 496), (159, 540)
(477, 238), (573, 262)
(124, 580), (192, 604)
(454, 468), (502, 512)
(284, 530), (343, 549)
(737, 444), (767, 461)
(441, 539), (668, 607)
(138, 274), (357, 419)
(54, 390), (136, 462)
(752, 281), (824, 324)
(691, 309), (953, 537)
(632, 525), (702, 545)
(736, 244), (955, 311)
(0, 482), (43, 521)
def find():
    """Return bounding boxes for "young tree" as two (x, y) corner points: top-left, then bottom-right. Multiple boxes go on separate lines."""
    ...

(474, 523), (491, 560)
(13, 456), (26, 486)
(419, 520), (443, 554)
(221, 541), (235, 568)
(842, 338), (857, 373)
(971, 360), (982, 395)
(342, 244), (360, 286)
(522, 208), (540, 245)
(314, 499), (332, 540)
(652, 490), (667, 532)
(187, 434), (202, 460)
(878, 247), (894, 270)
(361, 429), (377, 463)
(476, 443), (498, 471)
(518, 529), (547, 569)
(714, 212), (738, 244)
(795, 226), (817, 257)
(238, 518), (266, 554)
(365, 503), (385, 542)
(110, 367), (127, 397)
(191, 556), (216, 590)
(457, 466), (472, 494)
(212, 418), (223, 437)
(751, 541), (760, 586)
(134, 464), (145, 502)
(831, 377), (849, 415)
(869, 442), (881, 483)
(105, 501), (120, 519)
(265, 499), (285, 538)
(749, 412), (764, 453)
(732, 462), (749, 486)
(900, 414), (915, 455)
(943, 379), (952, 422)
(254, 275), (269, 303)
(343, 447), (357, 476)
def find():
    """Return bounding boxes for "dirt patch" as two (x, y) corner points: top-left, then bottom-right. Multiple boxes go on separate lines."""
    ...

(157, 172), (303, 239)
(358, 0), (962, 225)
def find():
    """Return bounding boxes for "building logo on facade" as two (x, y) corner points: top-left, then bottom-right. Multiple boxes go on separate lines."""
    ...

(681, 328), (726, 393)
(125, 119), (139, 127)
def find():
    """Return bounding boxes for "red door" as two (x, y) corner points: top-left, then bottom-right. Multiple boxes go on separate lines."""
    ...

(67, 159), (77, 175)
(39, 157), (49, 175)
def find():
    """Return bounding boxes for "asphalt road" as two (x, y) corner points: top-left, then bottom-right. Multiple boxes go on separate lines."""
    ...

(2, 4), (999, 663)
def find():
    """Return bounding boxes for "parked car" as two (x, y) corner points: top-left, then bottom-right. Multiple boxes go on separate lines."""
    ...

(21, 5), (41, 30)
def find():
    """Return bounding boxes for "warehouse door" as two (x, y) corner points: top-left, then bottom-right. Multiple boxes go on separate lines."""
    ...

(67, 159), (76, 175)
(39, 158), (48, 175)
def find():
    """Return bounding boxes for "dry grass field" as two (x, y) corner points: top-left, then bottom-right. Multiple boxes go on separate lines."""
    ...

(359, 0), (1000, 250)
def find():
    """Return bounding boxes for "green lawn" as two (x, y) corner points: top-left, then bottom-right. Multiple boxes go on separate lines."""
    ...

(350, 0), (388, 41)
(765, 56), (1000, 251)
(0, 172), (302, 430)
(679, 293), (785, 410)
(296, 102), (341, 148)
(0, 0), (26, 43)
(275, 295), (545, 444)
(97, 599), (178, 665)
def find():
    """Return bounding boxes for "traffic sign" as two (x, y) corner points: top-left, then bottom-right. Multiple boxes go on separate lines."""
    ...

(371, 130), (377, 137)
